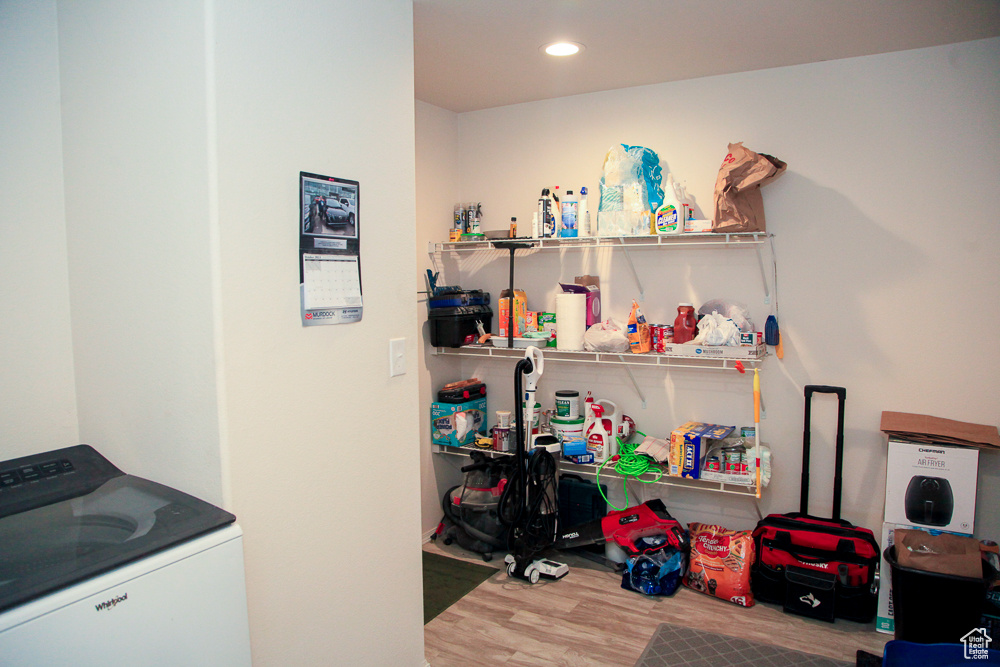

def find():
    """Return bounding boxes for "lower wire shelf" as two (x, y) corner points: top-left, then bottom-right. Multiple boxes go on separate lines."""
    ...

(433, 443), (762, 498)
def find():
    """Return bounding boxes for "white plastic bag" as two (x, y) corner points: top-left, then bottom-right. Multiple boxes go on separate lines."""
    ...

(583, 318), (630, 353)
(692, 311), (741, 346)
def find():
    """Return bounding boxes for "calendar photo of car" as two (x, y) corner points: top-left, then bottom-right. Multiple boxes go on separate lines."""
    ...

(301, 173), (359, 239)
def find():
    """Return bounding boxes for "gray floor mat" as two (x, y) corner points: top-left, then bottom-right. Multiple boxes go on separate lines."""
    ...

(635, 623), (853, 667)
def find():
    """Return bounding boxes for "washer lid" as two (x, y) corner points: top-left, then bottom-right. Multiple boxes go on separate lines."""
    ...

(0, 446), (235, 613)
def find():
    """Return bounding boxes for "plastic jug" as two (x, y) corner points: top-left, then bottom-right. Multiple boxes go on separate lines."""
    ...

(673, 303), (697, 344)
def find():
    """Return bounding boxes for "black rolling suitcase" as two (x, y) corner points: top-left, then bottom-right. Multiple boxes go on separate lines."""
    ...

(751, 385), (880, 622)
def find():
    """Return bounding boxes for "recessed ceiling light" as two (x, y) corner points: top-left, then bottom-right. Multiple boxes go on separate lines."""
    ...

(542, 42), (584, 57)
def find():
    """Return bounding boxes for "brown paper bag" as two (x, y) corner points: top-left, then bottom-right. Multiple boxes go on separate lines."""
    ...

(712, 142), (787, 233)
(895, 529), (984, 578)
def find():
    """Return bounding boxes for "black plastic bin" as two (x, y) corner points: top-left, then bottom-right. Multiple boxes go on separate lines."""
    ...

(884, 545), (994, 644)
(428, 304), (492, 348)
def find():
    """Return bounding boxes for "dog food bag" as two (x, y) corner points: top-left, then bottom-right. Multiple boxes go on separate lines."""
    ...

(683, 522), (756, 607)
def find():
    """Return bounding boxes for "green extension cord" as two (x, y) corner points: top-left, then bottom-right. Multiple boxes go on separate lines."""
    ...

(596, 431), (664, 511)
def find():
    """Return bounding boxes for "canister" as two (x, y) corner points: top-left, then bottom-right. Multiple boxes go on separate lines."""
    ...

(550, 415), (585, 445)
(554, 390), (580, 418)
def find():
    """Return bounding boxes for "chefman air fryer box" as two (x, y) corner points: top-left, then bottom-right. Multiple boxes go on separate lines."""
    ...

(669, 422), (735, 479)
(431, 397), (487, 447)
(883, 438), (978, 534)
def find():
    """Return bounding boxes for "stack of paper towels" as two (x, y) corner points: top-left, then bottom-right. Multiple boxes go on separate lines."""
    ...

(555, 293), (586, 350)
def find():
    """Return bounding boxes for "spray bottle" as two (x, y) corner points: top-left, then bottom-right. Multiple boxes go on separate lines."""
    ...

(586, 403), (610, 463)
(655, 174), (683, 235)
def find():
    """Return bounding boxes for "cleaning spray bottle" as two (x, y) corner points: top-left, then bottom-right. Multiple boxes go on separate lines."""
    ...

(655, 174), (683, 235)
(586, 403), (610, 463)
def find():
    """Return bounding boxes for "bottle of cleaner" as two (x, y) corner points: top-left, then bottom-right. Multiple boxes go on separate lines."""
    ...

(560, 189), (579, 237)
(579, 187), (590, 237)
(655, 174), (683, 235)
(586, 403), (610, 462)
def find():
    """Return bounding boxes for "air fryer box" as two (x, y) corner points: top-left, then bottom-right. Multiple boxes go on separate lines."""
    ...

(875, 521), (972, 634)
(431, 397), (487, 447)
(883, 438), (978, 534)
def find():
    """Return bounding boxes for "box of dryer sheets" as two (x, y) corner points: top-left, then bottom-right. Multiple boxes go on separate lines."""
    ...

(431, 397), (487, 447)
(883, 438), (978, 534)
(669, 422), (735, 479)
(875, 521), (973, 634)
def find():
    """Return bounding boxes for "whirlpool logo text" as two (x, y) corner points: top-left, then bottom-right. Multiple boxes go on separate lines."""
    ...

(94, 593), (127, 612)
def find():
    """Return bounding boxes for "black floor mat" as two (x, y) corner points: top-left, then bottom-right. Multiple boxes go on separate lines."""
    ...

(422, 551), (497, 624)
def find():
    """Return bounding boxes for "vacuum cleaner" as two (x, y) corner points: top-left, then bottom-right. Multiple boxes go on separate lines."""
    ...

(499, 345), (568, 584)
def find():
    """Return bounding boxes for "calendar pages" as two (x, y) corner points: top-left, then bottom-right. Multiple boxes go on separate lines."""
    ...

(299, 172), (362, 325)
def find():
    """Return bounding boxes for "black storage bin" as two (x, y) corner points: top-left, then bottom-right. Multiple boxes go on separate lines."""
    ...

(885, 545), (994, 644)
(428, 304), (492, 348)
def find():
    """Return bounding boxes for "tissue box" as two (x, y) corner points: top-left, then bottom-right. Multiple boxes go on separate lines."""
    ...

(669, 422), (735, 478)
(431, 397), (487, 447)
(575, 275), (601, 326)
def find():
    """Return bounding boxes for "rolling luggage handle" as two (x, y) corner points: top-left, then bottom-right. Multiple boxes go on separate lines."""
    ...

(802, 385), (846, 521)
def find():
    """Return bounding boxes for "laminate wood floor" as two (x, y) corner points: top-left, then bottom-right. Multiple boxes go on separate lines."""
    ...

(423, 540), (889, 667)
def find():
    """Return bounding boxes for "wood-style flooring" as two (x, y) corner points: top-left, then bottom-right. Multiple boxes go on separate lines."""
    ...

(423, 539), (889, 666)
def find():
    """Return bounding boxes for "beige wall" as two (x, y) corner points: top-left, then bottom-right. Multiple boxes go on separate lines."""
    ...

(417, 38), (1000, 539)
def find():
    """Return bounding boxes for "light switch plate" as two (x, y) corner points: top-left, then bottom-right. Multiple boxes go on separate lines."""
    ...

(389, 338), (406, 377)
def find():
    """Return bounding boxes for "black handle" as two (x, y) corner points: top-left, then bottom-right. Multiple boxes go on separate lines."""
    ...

(801, 385), (847, 520)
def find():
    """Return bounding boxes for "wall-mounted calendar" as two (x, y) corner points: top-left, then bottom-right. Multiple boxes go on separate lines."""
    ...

(299, 172), (362, 325)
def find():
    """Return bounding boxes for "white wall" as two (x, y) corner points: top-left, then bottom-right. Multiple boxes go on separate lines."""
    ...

(417, 38), (1000, 539)
(416, 101), (465, 536)
(213, 2), (423, 665)
(3, 1), (424, 664)
(55, 0), (225, 503)
(0, 0), (79, 456)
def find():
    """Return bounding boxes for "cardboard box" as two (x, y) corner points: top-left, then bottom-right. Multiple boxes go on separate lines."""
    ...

(431, 397), (487, 447)
(498, 290), (526, 338)
(669, 422), (735, 478)
(876, 521), (972, 634)
(538, 312), (557, 347)
(884, 438), (978, 534)
(574, 275), (602, 327)
(684, 218), (713, 233)
(660, 343), (766, 359)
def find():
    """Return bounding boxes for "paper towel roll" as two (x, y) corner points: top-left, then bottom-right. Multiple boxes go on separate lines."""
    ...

(555, 293), (587, 350)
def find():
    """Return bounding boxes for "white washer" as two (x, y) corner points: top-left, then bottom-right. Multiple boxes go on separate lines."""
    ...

(0, 446), (252, 666)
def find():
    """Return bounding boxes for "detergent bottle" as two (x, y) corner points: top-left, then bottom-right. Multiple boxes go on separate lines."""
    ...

(673, 303), (698, 344)
(655, 174), (683, 235)
(560, 190), (579, 237)
(586, 403), (610, 463)
(578, 187), (590, 237)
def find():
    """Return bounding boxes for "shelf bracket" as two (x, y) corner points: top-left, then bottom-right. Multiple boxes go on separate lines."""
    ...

(754, 244), (771, 305)
(618, 238), (645, 301)
(617, 355), (647, 408)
